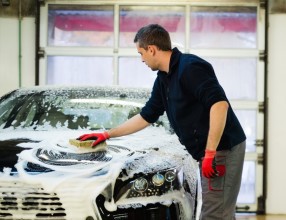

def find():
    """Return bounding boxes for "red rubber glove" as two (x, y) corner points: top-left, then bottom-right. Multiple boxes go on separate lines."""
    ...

(202, 149), (218, 178)
(77, 131), (110, 147)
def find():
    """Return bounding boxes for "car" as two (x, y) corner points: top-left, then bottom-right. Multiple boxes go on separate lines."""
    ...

(0, 86), (199, 220)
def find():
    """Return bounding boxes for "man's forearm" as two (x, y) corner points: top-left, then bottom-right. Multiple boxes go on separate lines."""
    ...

(206, 101), (229, 151)
(107, 114), (150, 138)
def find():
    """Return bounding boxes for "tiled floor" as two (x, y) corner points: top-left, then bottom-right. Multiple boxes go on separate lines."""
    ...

(236, 214), (286, 220)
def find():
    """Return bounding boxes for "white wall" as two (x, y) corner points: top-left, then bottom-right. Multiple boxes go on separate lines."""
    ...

(21, 18), (35, 87)
(0, 12), (286, 215)
(0, 18), (19, 95)
(0, 17), (35, 96)
(266, 13), (286, 214)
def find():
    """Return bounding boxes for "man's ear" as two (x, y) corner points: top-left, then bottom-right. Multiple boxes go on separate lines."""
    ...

(148, 45), (156, 55)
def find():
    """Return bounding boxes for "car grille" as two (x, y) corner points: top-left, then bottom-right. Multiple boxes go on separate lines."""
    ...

(0, 180), (66, 220)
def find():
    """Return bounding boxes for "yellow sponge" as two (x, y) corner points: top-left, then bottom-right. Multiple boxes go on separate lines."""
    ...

(69, 139), (94, 148)
(69, 139), (107, 152)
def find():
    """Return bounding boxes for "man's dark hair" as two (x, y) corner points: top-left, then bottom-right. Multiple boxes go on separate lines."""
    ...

(134, 24), (172, 51)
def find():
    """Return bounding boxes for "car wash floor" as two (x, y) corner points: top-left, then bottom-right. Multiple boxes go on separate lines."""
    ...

(236, 214), (286, 220)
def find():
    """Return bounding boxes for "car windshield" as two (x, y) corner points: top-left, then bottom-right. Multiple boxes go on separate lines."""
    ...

(0, 88), (147, 130)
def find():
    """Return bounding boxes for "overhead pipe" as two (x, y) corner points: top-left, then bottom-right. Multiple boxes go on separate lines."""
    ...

(35, 0), (41, 85)
(18, 0), (22, 87)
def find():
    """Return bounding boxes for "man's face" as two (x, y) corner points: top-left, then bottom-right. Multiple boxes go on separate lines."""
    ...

(136, 43), (158, 71)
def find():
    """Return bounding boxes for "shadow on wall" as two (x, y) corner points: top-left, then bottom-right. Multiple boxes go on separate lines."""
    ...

(0, 0), (35, 17)
(269, 0), (286, 14)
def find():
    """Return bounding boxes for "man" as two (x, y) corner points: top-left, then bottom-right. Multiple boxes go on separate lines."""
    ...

(78, 24), (246, 219)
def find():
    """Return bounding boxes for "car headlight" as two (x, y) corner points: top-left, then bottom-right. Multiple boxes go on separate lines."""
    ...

(114, 168), (183, 201)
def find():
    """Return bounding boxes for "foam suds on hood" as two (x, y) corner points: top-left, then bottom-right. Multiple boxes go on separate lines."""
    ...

(1, 126), (198, 220)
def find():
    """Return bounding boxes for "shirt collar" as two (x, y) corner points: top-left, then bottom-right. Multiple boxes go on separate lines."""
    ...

(157, 47), (181, 77)
(168, 47), (181, 76)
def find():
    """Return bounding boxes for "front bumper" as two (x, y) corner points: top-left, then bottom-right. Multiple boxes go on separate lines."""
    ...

(96, 194), (188, 220)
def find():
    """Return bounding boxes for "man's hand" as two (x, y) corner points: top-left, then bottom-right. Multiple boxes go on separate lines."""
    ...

(202, 149), (218, 178)
(77, 131), (110, 147)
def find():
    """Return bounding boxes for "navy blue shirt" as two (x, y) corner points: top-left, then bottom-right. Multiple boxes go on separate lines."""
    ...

(140, 47), (246, 161)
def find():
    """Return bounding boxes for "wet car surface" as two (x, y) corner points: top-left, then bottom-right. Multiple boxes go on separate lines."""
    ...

(0, 86), (198, 220)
